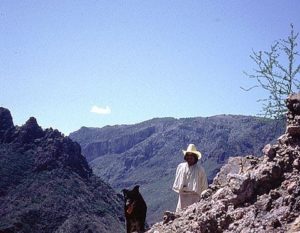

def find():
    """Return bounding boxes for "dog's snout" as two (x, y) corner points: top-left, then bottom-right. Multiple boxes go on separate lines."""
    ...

(126, 199), (131, 206)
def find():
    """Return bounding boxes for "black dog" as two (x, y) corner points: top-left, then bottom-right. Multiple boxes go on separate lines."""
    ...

(122, 185), (147, 233)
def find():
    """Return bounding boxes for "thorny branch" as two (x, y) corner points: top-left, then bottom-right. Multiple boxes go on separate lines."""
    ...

(242, 24), (300, 119)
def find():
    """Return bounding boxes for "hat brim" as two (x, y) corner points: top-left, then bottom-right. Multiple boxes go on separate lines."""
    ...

(182, 150), (202, 159)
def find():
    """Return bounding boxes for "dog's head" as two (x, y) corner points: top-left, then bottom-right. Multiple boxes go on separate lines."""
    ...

(122, 185), (140, 215)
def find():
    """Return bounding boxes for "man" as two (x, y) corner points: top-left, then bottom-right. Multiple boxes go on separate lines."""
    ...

(172, 144), (208, 212)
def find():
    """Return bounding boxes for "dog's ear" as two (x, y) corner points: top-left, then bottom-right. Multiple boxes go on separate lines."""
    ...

(133, 185), (140, 192)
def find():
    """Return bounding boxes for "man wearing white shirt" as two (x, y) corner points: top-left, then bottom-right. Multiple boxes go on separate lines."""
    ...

(172, 144), (208, 212)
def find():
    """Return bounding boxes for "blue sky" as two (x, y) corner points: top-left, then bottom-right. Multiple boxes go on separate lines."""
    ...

(0, 1), (299, 135)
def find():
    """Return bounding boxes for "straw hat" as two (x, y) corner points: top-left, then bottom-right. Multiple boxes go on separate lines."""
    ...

(182, 144), (202, 159)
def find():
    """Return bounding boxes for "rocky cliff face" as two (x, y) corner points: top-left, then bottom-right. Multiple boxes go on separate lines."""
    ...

(147, 94), (300, 233)
(70, 115), (285, 224)
(0, 107), (125, 233)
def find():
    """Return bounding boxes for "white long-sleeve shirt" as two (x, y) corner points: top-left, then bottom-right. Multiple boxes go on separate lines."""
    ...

(172, 162), (208, 211)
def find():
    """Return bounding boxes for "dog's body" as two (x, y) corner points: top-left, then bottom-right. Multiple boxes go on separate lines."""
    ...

(122, 185), (147, 233)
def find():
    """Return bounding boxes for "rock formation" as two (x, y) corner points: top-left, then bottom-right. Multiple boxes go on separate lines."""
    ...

(0, 107), (125, 233)
(147, 94), (300, 233)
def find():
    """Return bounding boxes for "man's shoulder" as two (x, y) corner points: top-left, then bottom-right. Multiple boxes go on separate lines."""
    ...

(192, 163), (203, 170)
(196, 164), (206, 173)
(177, 162), (187, 169)
(196, 163), (204, 168)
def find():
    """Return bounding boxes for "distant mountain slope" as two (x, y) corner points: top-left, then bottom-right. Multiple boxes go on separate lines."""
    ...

(0, 107), (125, 233)
(70, 115), (285, 224)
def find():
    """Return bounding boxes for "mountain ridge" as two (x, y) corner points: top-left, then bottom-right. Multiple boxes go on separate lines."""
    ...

(0, 107), (125, 233)
(70, 114), (285, 224)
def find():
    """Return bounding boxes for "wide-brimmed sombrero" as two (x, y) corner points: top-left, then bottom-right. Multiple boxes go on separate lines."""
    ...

(182, 144), (202, 159)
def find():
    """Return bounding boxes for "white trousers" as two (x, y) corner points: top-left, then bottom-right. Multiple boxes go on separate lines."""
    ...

(176, 192), (200, 212)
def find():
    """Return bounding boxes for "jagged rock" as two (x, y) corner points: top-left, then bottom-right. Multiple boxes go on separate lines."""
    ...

(0, 109), (125, 233)
(286, 125), (300, 135)
(16, 117), (45, 143)
(228, 173), (255, 204)
(0, 107), (13, 131)
(33, 128), (92, 178)
(278, 134), (290, 145)
(288, 215), (300, 233)
(163, 211), (180, 224)
(254, 162), (282, 194)
(286, 93), (300, 113)
(0, 107), (15, 143)
(263, 143), (276, 160)
(293, 158), (300, 170)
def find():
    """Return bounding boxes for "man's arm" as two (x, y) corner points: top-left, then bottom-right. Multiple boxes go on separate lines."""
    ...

(172, 163), (185, 193)
(200, 166), (208, 192)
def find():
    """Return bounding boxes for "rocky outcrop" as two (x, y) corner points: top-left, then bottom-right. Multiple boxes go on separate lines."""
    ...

(32, 128), (92, 179)
(147, 94), (300, 233)
(82, 126), (156, 162)
(0, 107), (14, 131)
(0, 108), (125, 233)
(0, 107), (15, 143)
(16, 117), (45, 143)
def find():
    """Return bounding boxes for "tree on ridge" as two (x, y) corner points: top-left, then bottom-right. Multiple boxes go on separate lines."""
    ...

(243, 24), (300, 119)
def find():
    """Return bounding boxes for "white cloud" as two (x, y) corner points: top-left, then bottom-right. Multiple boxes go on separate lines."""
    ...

(90, 105), (111, 115)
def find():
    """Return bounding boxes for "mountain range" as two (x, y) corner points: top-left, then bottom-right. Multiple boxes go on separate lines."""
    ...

(70, 115), (285, 224)
(1, 105), (288, 231)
